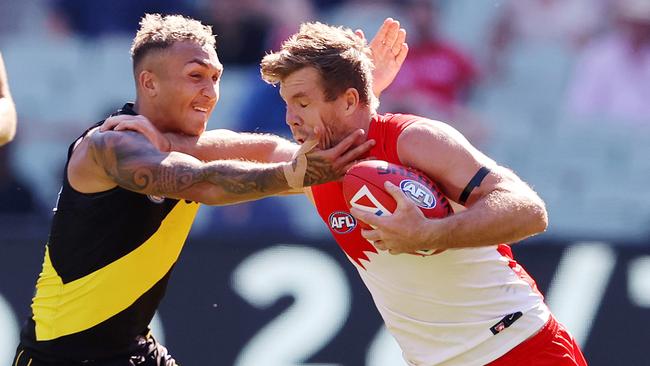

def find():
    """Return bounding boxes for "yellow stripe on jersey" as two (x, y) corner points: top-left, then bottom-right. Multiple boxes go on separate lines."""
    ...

(32, 201), (199, 341)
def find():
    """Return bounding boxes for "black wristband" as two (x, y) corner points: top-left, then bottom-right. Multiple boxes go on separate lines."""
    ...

(458, 166), (491, 205)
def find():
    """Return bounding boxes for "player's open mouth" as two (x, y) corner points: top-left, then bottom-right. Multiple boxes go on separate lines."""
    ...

(193, 106), (208, 113)
(297, 138), (305, 144)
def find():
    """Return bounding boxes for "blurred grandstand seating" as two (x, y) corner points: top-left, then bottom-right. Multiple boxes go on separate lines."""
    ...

(0, 0), (648, 242)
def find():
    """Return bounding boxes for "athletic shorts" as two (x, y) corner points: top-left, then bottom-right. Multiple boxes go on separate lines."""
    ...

(487, 315), (588, 366)
(12, 334), (177, 366)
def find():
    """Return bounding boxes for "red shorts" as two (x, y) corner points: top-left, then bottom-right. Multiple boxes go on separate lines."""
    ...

(487, 315), (588, 366)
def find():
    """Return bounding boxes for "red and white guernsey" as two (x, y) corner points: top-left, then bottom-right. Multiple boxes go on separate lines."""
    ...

(311, 114), (550, 366)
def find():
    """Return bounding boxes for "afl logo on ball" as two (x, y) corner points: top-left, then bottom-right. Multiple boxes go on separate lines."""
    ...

(328, 211), (357, 234)
(400, 180), (436, 208)
(147, 195), (165, 204)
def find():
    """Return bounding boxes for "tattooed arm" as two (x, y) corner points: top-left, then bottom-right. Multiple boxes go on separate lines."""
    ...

(83, 129), (372, 205)
(100, 115), (298, 163)
(88, 131), (287, 204)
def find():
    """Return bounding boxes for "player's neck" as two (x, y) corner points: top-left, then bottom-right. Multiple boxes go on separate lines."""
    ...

(350, 107), (373, 137)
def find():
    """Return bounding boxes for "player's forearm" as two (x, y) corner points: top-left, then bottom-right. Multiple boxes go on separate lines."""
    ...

(0, 97), (17, 146)
(102, 151), (294, 205)
(93, 128), (364, 203)
(168, 130), (298, 163)
(428, 190), (548, 249)
(188, 160), (293, 205)
(92, 130), (296, 204)
(268, 136), (299, 162)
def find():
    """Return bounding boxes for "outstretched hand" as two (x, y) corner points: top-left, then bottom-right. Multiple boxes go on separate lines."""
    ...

(350, 181), (439, 255)
(359, 18), (409, 98)
(100, 115), (171, 152)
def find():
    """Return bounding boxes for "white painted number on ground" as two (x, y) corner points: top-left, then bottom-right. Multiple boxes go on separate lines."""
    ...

(628, 256), (650, 307)
(232, 245), (351, 366)
(366, 326), (407, 366)
(0, 294), (18, 363)
(546, 242), (616, 347)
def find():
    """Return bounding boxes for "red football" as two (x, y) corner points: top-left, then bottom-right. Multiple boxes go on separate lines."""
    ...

(342, 160), (453, 229)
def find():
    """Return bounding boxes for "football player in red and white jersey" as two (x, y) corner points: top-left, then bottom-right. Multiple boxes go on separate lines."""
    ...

(105, 20), (587, 366)
(259, 22), (586, 366)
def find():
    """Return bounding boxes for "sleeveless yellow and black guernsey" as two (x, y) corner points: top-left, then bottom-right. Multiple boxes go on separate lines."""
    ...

(20, 104), (200, 361)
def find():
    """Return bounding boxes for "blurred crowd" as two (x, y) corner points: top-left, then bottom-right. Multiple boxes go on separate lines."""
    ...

(0, 0), (649, 241)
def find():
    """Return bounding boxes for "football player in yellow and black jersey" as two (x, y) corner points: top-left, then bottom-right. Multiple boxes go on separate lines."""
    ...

(11, 14), (378, 366)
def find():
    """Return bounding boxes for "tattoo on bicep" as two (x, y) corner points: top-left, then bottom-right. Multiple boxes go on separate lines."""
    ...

(92, 132), (204, 195)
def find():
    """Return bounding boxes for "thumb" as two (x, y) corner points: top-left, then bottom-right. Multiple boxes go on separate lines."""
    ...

(384, 181), (409, 209)
(350, 207), (379, 227)
(296, 127), (321, 157)
(295, 137), (319, 158)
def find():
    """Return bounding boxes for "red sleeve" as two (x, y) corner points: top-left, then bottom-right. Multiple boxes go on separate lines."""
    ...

(381, 114), (422, 166)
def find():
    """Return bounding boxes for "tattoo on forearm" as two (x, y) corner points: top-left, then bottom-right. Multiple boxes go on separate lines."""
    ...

(204, 163), (287, 194)
(151, 164), (199, 193)
(91, 131), (292, 198)
(302, 154), (340, 186)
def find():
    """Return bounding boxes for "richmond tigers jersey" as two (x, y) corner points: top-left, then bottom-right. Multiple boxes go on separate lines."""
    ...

(20, 104), (199, 361)
(311, 113), (549, 366)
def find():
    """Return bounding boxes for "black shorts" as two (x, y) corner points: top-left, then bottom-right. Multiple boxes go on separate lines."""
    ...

(12, 335), (178, 366)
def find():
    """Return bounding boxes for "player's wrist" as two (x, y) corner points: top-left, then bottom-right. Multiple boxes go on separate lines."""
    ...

(424, 217), (452, 251)
(282, 159), (305, 189)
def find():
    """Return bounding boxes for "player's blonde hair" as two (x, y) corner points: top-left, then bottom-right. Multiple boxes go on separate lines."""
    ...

(260, 22), (378, 110)
(130, 14), (216, 70)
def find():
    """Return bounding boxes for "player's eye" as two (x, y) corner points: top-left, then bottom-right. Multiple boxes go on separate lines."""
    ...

(190, 73), (202, 80)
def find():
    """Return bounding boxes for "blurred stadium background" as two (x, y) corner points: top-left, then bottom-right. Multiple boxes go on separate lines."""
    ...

(0, 0), (649, 364)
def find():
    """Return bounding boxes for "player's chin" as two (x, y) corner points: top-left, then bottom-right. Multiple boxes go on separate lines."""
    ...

(186, 114), (209, 134)
(182, 121), (206, 136)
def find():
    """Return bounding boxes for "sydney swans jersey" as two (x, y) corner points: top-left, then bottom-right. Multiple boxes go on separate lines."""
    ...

(311, 114), (549, 366)
(20, 104), (199, 361)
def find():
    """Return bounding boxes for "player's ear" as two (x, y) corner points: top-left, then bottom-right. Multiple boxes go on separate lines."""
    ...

(342, 88), (360, 116)
(138, 70), (158, 97)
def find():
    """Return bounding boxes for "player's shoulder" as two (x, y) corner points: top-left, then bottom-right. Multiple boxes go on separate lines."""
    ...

(398, 116), (457, 139)
(376, 113), (428, 138)
(80, 128), (160, 181)
(381, 113), (451, 130)
(396, 117), (473, 162)
(68, 127), (129, 192)
(380, 112), (427, 124)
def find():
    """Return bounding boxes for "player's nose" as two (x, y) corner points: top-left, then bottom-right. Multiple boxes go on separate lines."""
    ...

(202, 84), (217, 100)
(285, 109), (302, 127)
